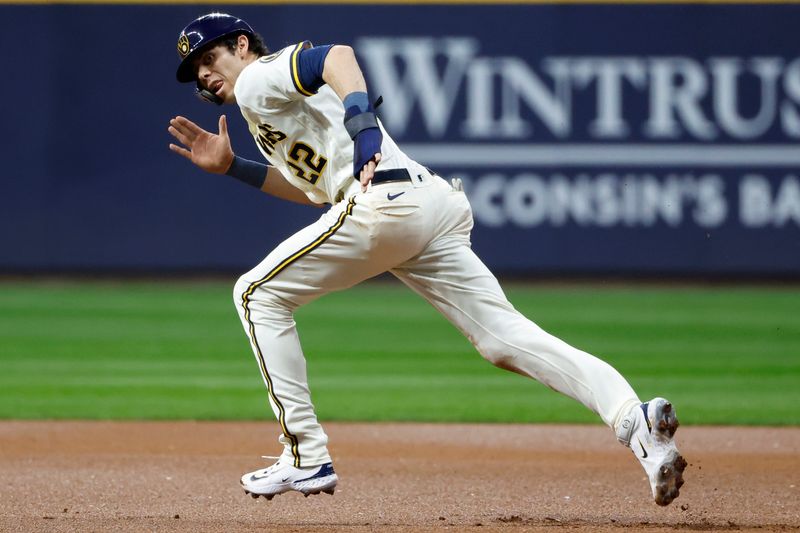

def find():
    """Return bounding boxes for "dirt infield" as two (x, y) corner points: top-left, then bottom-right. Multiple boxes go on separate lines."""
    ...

(0, 422), (798, 532)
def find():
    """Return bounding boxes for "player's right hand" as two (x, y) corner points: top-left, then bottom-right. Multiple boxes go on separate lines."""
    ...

(168, 115), (235, 174)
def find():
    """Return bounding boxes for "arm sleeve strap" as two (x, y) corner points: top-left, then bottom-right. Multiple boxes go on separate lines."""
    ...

(344, 112), (379, 139)
(342, 91), (379, 139)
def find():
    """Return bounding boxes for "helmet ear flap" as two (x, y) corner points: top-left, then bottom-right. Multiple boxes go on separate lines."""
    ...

(195, 86), (224, 106)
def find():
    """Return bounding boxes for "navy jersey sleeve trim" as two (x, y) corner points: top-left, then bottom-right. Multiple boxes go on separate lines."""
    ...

(289, 41), (333, 96)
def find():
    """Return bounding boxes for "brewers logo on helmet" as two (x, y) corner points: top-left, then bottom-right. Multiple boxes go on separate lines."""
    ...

(177, 34), (191, 59)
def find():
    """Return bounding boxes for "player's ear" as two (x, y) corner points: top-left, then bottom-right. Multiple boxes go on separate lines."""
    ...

(237, 34), (250, 57)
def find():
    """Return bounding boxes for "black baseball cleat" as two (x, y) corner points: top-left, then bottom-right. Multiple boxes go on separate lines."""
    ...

(240, 459), (338, 501)
(616, 398), (687, 506)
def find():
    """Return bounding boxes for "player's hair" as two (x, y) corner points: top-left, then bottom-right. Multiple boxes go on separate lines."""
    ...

(219, 31), (270, 57)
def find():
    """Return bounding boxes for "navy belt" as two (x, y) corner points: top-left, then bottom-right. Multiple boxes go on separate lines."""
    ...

(370, 168), (411, 185)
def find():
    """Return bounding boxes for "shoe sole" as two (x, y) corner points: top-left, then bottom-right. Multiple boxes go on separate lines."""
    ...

(243, 486), (336, 501)
(241, 475), (338, 501)
(652, 401), (687, 506)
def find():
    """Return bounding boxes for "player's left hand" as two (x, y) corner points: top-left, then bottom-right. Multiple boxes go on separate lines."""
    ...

(359, 153), (382, 192)
(353, 126), (382, 192)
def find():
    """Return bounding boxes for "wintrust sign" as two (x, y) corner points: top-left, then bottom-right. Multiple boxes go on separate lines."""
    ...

(356, 37), (800, 235)
(357, 37), (800, 144)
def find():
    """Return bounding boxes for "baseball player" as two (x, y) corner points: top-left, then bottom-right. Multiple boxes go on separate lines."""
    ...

(168, 13), (686, 506)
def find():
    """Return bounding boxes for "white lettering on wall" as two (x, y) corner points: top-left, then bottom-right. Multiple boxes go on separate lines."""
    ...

(356, 37), (800, 142)
(460, 172), (729, 228)
(569, 58), (647, 138)
(357, 37), (478, 137)
(711, 58), (782, 139)
(741, 174), (800, 227)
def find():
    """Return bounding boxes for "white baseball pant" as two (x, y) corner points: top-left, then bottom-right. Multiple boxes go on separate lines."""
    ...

(233, 172), (640, 468)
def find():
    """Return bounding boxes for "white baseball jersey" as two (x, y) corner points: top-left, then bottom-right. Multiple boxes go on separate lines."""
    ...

(234, 42), (418, 205)
(230, 40), (644, 483)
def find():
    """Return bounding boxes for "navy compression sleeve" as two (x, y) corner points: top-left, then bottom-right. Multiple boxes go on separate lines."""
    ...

(225, 156), (268, 189)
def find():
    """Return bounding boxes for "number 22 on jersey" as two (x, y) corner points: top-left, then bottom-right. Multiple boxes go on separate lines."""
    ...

(287, 142), (328, 185)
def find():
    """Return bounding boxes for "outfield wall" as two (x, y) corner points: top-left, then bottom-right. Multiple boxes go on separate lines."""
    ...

(1, 2), (798, 275)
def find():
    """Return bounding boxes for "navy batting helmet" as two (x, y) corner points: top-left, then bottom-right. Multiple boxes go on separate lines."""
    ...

(175, 12), (254, 83)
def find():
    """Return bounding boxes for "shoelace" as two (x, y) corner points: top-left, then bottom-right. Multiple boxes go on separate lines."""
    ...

(259, 455), (282, 474)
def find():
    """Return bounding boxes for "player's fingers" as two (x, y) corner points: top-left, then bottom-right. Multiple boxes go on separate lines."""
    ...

(169, 143), (193, 160)
(168, 125), (193, 148)
(175, 116), (204, 137)
(218, 115), (228, 137)
(360, 160), (376, 191)
(169, 119), (196, 143)
(365, 157), (379, 180)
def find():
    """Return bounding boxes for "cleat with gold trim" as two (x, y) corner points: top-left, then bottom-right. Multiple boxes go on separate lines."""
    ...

(616, 397), (686, 506)
(240, 459), (338, 501)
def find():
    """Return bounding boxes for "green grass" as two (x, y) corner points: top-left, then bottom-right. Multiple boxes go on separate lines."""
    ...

(0, 280), (798, 425)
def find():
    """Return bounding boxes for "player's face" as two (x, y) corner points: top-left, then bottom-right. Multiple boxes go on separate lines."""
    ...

(194, 40), (248, 104)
